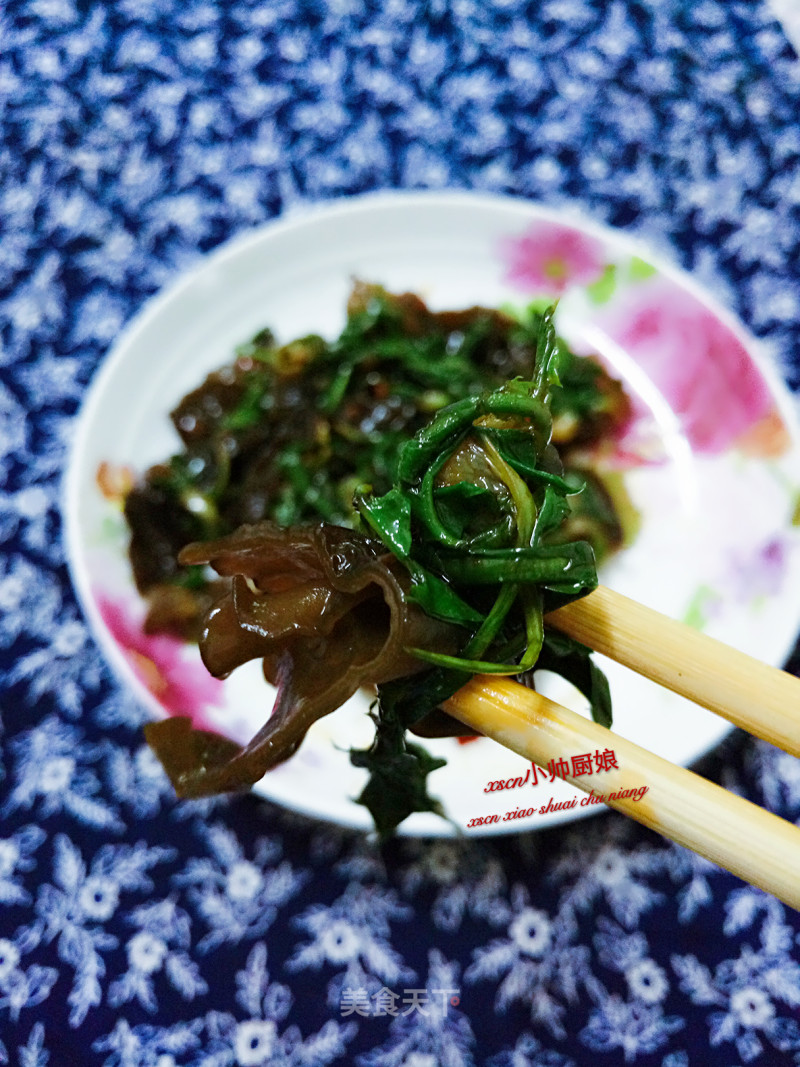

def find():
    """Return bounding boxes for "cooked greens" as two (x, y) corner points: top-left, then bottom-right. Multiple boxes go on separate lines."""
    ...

(348, 309), (613, 836)
(130, 283), (631, 836)
(125, 283), (628, 640)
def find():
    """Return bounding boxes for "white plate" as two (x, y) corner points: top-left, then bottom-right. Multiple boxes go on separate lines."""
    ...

(65, 190), (800, 836)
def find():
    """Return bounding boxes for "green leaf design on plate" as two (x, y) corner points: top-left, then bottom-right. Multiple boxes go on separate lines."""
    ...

(683, 584), (718, 630)
(586, 263), (617, 305)
(629, 256), (657, 281)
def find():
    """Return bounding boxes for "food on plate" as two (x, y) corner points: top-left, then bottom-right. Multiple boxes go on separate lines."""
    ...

(121, 283), (632, 835)
(124, 283), (629, 640)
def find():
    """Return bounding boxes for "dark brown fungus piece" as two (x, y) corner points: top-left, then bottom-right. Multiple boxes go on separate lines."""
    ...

(145, 521), (461, 798)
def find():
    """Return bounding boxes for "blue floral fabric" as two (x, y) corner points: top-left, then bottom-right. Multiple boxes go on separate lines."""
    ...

(2, 1), (800, 1063)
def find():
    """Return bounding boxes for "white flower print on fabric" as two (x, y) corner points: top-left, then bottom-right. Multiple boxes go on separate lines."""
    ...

(578, 988), (684, 1063)
(234, 942), (293, 1035)
(549, 820), (671, 928)
(2, 717), (122, 830)
(0, 925), (57, 1024)
(465, 883), (590, 1040)
(288, 882), (414, 1010)
(108, 898), (207, 1012)
(357, 949), (475, 1067)
(103, 743), (175, 820)
(18, 411), (74, 485)
(579, 917), (683, 1060)
(174, 823), (305, 952)
(593, 918), (670, 1006)
(197, 942), (356, 1067)
(0, 558), (61, 651)
(748, 270), (800, 332)
(330, 835), (389, 885)
(671, 889), (800, 1063)
(16, 1023), (49, 1067)
(662, 840), (720, 924)
(68, 289), (129, 348)
(0, 382), (28, 482)
(30, 835), (174, 1027)
(103, 741), (228, 824)
(8, 610), (104, 715)
(749, 739), (800, 816)
(0, 826), (46, 907)
(661, 1054), (689, 1067)
(626, 960), (669, 1006)
(2, 414), (67, 535)
(399, 840), (511, 932)
(0, 481), (60, 559)
(91, 689), (158, 731)
(93, 1018), (203, 1067)
(486, 1031), (576, 1067)
(582, 845), (665, 925)
(3, 251), (64, 355)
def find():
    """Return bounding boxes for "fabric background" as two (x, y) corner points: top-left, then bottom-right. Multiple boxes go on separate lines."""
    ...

(2, 1), (800, 1063)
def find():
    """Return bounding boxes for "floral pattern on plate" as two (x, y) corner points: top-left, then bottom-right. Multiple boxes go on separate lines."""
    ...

(502, 219), (784, 455)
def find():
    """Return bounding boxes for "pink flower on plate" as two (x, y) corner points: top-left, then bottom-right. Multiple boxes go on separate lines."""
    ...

(686, 538), (788, 628)
(502, 221), (607, 295)
(730, 537), (787, 603)
(599, 278), (780, 454)
(97, 594), (223, 728)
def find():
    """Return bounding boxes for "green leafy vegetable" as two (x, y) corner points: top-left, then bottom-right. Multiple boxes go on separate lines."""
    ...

(347, 305), (612, 836)
(123, 283), (630, 640)
(125, 282), (634, 837)
(350, 700), (449, 840)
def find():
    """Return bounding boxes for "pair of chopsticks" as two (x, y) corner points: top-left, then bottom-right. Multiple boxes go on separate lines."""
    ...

(443, 585), (800, 912)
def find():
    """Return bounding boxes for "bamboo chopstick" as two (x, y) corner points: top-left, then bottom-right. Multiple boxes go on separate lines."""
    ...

(547, 585), (800, 758)
(444, 675), (800, 911)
